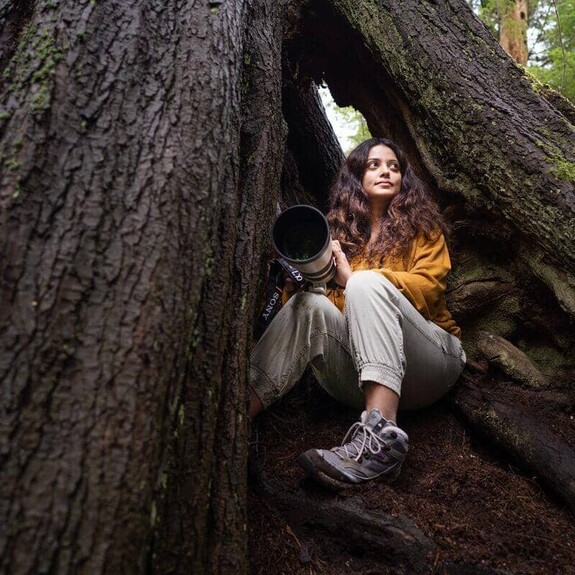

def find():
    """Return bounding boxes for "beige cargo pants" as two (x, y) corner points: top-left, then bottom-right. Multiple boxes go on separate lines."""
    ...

(250, 271), (466, 411)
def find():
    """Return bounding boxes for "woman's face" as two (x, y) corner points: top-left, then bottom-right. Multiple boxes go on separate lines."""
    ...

(361, 145), (402, 210)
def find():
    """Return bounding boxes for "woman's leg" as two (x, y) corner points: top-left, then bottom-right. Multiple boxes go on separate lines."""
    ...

(249, 291), (362, 418)
(299, 271), (465, 488)
(344, 271), (466, 410)
(363, 382), (399, 422)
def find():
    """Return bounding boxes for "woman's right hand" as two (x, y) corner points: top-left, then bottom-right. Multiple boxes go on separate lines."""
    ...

(283, 274), (297, 294)
(331, 240), (352, 287)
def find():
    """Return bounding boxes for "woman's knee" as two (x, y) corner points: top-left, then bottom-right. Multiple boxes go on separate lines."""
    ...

(285, 291), (341, 321)
(346, 270), (396, 301)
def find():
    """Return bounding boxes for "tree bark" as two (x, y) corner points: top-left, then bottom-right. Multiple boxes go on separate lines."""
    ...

(151, 1), (287, 572)
(282, 78), (345, 208)
(0, 1), (283, 573)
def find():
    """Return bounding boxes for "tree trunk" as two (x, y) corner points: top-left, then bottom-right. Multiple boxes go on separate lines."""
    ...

(286, 0), (575, 366)
(0, 1), (284, 573)
(282, 79), (345, 208)
(499, 0), (529, 65)
(2, 0), (575, 573)
(151, 1), (287, 572)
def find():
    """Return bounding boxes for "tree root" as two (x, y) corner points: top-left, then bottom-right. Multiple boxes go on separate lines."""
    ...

(258, 473), (434, 574)
(454, 379), (575, 514)
(252, 471), (515, 575)
(476, 331), (550, 389)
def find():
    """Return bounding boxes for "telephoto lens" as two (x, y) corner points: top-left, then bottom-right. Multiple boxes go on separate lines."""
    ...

(272, 205), (336, 286)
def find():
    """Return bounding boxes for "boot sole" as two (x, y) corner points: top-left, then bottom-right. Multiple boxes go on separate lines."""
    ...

(298, 450), (402, 490)
(297, 451), (351, 491)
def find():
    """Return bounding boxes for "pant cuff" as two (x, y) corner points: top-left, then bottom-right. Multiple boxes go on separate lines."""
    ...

(359, 363), (402, 397)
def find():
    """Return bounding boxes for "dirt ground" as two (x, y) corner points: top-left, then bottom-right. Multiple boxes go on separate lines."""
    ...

(248, 374), (575, 575)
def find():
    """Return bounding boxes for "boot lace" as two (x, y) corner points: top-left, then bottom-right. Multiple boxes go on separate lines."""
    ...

(333, 421), (388, 462)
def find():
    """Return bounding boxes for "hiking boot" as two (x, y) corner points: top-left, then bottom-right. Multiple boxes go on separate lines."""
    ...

(297, 408), (408, 490)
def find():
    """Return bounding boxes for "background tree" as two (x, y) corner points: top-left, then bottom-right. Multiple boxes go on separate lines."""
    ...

(470, 0), (575, 100)
(501, 0), (530, 64)
(469, 0), (530, 63)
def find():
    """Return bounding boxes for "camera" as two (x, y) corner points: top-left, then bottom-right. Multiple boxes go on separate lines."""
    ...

(272, 205), (336, 289)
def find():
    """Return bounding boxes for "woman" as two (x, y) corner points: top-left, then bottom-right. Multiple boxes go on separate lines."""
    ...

(249, 138), (466, 490)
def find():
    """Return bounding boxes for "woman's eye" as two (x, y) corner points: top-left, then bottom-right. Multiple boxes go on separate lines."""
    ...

(389, 162), (399, 171)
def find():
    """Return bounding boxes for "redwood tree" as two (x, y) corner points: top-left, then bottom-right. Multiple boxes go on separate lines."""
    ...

(1, 0), (574, 574)
(0, 1), (283, 573)
(499, 0), (530, 64)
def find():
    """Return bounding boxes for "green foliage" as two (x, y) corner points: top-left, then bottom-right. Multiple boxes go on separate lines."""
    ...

(319, 86), (371, 154)
(336, 106), (371, 153)
(529, 0), (575, 101)
(530, 47), (575, 100)
(469, 0), (575, 102)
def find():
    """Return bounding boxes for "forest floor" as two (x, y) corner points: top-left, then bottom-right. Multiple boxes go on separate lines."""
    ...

(248, 372), (575, 575)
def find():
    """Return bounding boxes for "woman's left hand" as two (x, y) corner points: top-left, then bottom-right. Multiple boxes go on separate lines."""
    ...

(331, 240), (352, 287)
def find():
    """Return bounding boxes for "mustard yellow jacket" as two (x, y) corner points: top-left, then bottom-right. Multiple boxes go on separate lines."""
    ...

(327, 233), (461, 339)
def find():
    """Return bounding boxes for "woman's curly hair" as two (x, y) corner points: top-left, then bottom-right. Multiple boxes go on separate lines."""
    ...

(327, 138), (448, 263)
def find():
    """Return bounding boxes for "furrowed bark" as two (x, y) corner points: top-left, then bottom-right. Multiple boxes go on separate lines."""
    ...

(151, 1), (288, 574)
(0, 1), (264, 573)
(282, 77), (344, 208)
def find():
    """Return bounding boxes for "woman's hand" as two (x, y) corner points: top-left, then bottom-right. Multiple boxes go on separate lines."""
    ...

(331, 240), (352, 287)
(283, 275), (297, 294)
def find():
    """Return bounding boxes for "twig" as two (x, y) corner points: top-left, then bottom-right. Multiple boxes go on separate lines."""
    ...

(286, 524), (302, 548)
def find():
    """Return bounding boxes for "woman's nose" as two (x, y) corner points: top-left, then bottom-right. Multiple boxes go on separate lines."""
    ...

(379, 164), (389, 176)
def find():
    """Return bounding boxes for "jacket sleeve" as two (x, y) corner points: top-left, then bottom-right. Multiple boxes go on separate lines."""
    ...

(373, 233), (451, 320)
